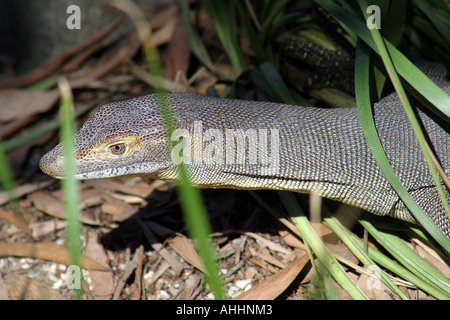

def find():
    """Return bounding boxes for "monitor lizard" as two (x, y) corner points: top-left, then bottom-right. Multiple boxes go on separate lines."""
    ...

(39, 62), (450, 241)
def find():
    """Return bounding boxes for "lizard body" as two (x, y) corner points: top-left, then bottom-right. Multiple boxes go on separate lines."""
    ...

(40, 63), (450, 239)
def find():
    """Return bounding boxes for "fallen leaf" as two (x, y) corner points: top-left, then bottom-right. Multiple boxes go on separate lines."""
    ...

(326, 240), (359, 265)
(29, 190), (105, 225)
(175, 273), (202, 300)
(85, 231), (114, 299)
(0, 89), (60, 122)
(246, 232), (292, 254)
(100, 191), (138, 221)
(0, 180), (54, 206)
(310, 221), (333, 237)
(4, 273), (66, 300)
(134, 219), (185, 274)
(279, 230), (307, 250)
(0, 207), (31, 234)
(28, 191), (66, 219)
(165, 13), (190, 80)
(234, 254), (309, 300)
(145, 260), (171, 287)
(0, 242), (109, 270)
(167, 234), (206, 274)
(0, 273), (12, 300)
(29, 220), (67, 238)
(0, 113), (37, 139)
(80, 35), (138, 80)
(108, 192), (146, 205)
(0, 19), (121, 89)
(128, 181), (154, 198)
(84, 179), (152, 198)
(151, 16), (177, 48)
(112, 246), (144, 300)
(216, 241), (236, 260)
(79, 189), (103, 209)
(412, 239), (450, 278)
(149, 5), (178, 30)
(356, 272), (393, 300)
(248, 256), (270, 271)
(256, 248), (287, 269)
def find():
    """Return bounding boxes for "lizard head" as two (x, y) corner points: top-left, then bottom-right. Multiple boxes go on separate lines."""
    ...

(39, 94), (174, 180)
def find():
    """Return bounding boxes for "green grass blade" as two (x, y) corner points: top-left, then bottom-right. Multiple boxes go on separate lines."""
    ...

(24, 75), (58, 91)
(0, 141), (16, 195)
(346, 220), (450, 300)
(259, 61), (311, 106)
(354, 40), (450, 252)
(180, 0), (234, 80)
(112, 0), (225, 299)
(364, 0), (450, 230)
(322, 211), (410, 299)
(351, 0), (450, 251)
(200, 0), (247, 75)
(279, 191), (368, 300)
(358, 218), (450, 298)
(1, 90), (118, 153)
(259, 0), (291, 45)
(413, 0), (450, 46)
(367, 0), (406, 98)
(156, 94), (225, 299)
(234, 1), (267, 63)
(320, 0), (450, 251)
(382, 0), (406, 46)
(57, 77), (82, 299)
(315, 0), (450, 118)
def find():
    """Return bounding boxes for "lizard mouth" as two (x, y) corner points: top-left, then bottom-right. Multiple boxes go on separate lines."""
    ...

(39, 147), (170, 180)
(72, 162), (171, 180)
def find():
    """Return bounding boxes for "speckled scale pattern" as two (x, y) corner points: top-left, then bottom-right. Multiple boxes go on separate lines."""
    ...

(40, 63), (450, 238)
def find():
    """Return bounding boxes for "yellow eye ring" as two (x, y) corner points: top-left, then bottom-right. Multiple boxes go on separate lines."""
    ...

(109, 143), (126, 155)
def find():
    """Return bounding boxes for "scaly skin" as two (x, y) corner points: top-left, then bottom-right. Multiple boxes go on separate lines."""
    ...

(40, 64), (450, 241)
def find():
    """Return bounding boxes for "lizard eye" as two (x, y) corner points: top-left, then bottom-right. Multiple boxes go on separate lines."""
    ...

(109, 143), (126, 155)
